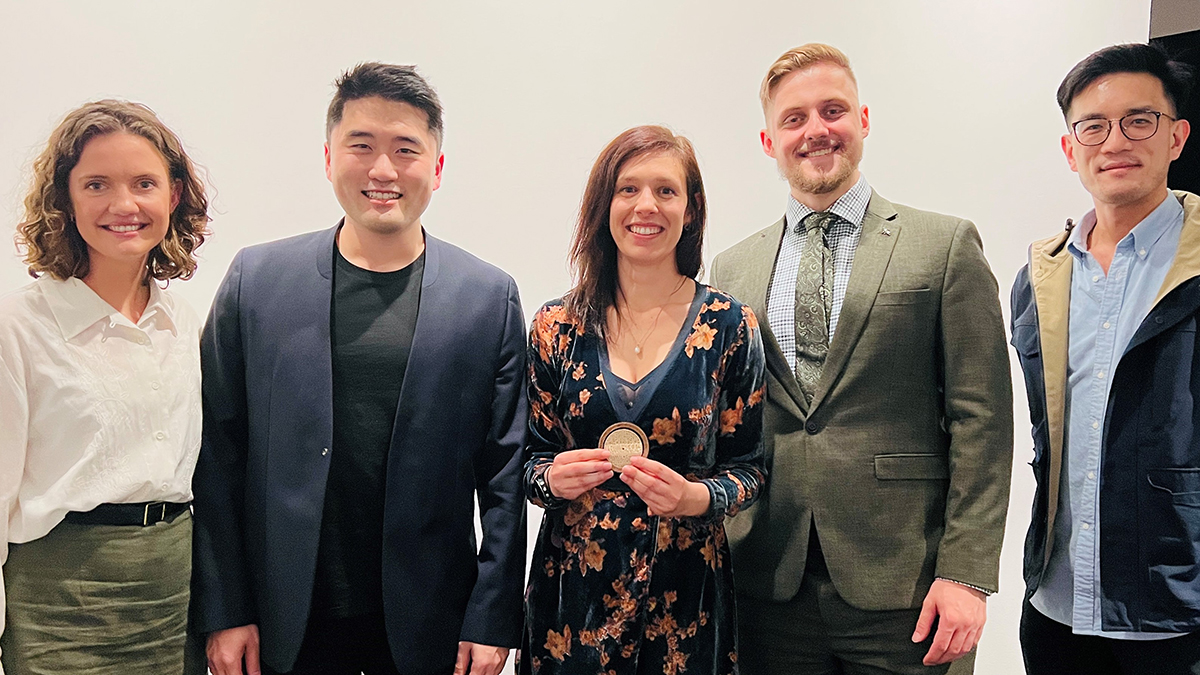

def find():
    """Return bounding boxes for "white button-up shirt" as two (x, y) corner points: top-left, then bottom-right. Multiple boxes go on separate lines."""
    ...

(0, 275), (202, 655)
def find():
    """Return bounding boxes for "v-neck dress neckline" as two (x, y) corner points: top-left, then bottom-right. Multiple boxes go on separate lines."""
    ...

(599, 281), (705, 423)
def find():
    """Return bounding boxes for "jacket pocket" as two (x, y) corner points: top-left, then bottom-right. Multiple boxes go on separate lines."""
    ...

(874, 453), (949, 480)
(1148, 468), (1200, 506)
(875, 289), (931, 306)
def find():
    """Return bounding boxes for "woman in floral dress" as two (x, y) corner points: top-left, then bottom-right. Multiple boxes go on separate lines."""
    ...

(520, 125), (767, 675)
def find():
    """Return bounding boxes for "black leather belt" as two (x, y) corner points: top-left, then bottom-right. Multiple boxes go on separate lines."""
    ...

(64, 501), (190, 527)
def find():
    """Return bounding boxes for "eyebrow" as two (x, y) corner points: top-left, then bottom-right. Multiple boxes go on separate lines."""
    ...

(1074, 106), (1158, 121)
(344, 129), (425, 146)
(778, 99), (850, 115)
(74, 173), (161, 182)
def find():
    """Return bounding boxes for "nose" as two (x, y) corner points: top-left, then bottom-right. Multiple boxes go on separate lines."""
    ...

(109, 186), (138, 215)
(1098, 122), (1134, 153)
(368, 153), (399, 182)
(801, 114), (831, 141)
(634, 187), (659, 214)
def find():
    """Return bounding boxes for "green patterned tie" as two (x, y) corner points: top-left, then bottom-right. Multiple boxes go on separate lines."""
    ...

(794, 211), (837, 404)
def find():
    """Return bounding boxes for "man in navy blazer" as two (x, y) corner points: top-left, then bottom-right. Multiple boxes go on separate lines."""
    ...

(191, 63), (527, 675)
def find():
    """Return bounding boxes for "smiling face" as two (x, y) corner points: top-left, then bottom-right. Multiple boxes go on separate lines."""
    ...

(68, 132), (180, 274)
(608, 152), (689, 271)
(1062, 72), (1190, 212)
(325, 96), (444, 237)
(761, 62), (869, 203)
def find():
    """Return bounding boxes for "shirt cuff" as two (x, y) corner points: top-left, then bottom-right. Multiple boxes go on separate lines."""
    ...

(936, 577), (994, 596)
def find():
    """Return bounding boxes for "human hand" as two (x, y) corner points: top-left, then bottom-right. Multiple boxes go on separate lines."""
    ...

(207, 624), (261, 675)
(912, 579), (987, 666)
(546, 449), (613, 500)
(454, 641), (509, 675)
(619, 456), (710, 517)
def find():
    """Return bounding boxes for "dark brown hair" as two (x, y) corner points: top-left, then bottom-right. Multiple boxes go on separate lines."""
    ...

(16, 99), (210, 281)
(564, 125), (707, 335)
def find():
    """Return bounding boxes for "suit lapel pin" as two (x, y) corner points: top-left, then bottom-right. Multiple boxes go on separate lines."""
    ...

(881, 228), (892, 236)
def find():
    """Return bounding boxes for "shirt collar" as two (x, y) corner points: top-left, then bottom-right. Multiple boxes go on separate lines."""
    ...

(1067, 191), (1182, 261)
(785, 174), (872, 234)
(40, 276), (179, 341)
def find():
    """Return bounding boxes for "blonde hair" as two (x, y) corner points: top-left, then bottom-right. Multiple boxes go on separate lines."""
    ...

(16, 99), (210, 281)
(760, 43), (857, 112)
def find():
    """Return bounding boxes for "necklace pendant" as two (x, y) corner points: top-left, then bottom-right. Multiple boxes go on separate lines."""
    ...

(634, 345), (642, 356)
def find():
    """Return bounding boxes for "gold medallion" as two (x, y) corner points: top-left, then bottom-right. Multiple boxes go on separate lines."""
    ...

(600, 422), (650, 473)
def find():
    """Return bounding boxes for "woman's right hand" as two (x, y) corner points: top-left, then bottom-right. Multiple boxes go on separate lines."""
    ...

(547, 449), (613, 500)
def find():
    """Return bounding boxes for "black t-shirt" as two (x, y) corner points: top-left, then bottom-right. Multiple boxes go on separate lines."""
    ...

(312, 246), (424, 618)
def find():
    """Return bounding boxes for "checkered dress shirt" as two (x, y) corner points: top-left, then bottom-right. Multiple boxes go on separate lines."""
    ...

(766, 175), (872, 374)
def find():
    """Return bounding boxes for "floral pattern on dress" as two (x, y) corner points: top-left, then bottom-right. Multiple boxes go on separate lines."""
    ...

(520, 286), (766, 675)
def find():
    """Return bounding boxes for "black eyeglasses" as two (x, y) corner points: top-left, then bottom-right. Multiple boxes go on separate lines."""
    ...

(1070, 111), (1176, 146)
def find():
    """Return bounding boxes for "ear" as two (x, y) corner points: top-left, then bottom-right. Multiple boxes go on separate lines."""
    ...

(432, 152), (445, 191)
(1061, 133), (1079, 173)
(324, 142), (333, 181)
(170, 179), (182, 212)
(860, 104), (870, 139)
(760, 128), (776, 158)
(1169, 118), (1191, 161)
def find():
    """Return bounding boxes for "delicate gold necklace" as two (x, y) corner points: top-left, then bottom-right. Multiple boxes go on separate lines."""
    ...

(629, 305), (666, 357)
(617, 277), (687, 358)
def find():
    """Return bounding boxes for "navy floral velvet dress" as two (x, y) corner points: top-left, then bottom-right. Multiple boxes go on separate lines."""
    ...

(520, 284), (767, 675)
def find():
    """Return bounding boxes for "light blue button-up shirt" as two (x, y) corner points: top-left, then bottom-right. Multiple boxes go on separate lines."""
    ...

(1031, 192), (1185, 638)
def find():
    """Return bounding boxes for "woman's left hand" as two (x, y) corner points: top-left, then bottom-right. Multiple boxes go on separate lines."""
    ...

(619, 456), (711, 517)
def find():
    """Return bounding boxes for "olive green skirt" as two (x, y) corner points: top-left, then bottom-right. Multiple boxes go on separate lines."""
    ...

(1, 511), (205, 675)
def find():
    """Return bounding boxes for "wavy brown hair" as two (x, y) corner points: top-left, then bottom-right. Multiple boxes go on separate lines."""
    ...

(564, 125), (707, 336)
(16, 99), (210, 281)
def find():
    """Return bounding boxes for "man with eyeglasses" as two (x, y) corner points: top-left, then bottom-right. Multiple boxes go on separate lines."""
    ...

(1011, 43), (1197, 674)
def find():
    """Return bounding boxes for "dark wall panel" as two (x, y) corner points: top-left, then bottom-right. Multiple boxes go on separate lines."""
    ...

(1152, 29), (1200, 194)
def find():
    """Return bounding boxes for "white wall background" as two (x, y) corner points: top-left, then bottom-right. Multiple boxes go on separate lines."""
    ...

(0, 1), (1154, 673)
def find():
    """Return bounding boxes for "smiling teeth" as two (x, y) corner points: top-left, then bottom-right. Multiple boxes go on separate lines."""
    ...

(630, 225), (661, 235)
(805, 148), (835, 157)
(365, 191), (401, 199)
(107, 224), (142, 233)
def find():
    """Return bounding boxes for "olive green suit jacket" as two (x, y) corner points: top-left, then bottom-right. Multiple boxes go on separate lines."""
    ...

(710, 191), (1013, 611)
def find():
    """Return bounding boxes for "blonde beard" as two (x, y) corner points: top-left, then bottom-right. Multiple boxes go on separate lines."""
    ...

(782, 157), (856, 196)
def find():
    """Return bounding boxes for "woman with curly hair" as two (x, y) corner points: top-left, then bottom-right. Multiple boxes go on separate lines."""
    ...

(520, 125), (767, 674)
(0, 100), (210, 674)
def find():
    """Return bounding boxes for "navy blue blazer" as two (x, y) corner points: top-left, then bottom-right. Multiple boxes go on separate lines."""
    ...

(191, 226), (528, 674)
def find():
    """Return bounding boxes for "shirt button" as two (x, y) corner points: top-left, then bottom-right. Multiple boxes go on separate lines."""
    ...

(626, 401), (634, 409)
(1093, 275), (1100, 282)
(155, 431), (165, 440)
(1139, 249), (1147, 257)
(1088, 471), (1096, 480)
(1092, 421), (1099, 429)
(1102, 322), (1111, 329)
(161, 483), (169, 490)
(1096, 371), (1105, 379)
(321, 448), (329, 456)
(138, 337), (149, 346)
(806, 421), (819, 434)
(151, 381), (161, 390)
(1082, 522), (1091, 530)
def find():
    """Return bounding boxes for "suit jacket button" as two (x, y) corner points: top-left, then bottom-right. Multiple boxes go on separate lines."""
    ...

(806, 422), (818, 434)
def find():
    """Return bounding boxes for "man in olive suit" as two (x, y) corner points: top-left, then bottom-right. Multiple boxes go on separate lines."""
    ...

(710, 43), (1013, 675)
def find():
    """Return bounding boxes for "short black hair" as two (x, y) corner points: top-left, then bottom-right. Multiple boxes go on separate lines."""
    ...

(1058, 43), (1195, 119)
(326, 62), (444, 145)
